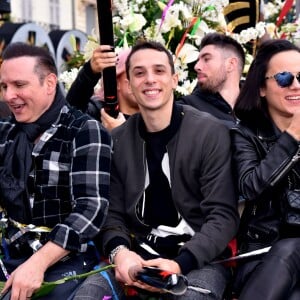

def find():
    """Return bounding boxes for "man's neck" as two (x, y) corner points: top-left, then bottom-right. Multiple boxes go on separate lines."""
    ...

(219, 82), (240, 109)
(119, 101), (139, 116)
(140, 103), (173, 133)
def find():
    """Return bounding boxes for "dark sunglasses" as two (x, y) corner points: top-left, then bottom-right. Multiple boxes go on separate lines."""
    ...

(265, 71), (300, 88)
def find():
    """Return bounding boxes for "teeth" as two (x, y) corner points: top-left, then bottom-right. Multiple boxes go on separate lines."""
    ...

(11, 104), (24, 109)
(286, 95), (300, 100)
(145, 90), (159, 95)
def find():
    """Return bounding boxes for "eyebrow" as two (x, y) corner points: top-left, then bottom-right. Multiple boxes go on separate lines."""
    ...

(199, 52), (212, 59)
(133, 64), (167, 70)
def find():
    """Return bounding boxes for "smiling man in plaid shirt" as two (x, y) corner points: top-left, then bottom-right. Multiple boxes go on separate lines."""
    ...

(0, 42), (112, 300)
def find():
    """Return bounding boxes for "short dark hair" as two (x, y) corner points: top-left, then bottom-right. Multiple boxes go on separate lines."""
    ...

(2, 42), (57, 83)
(234, 39), (300, 124)
(125, 40), (175, 79)
(200, 32), (245, 73)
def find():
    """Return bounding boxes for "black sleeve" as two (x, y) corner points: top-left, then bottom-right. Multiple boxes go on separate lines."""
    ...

(66, 61), (101, 112)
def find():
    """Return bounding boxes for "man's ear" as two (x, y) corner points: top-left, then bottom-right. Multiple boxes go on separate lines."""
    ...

(126, 78), (132, 93)
(172, 73), (179, 90)
(226, 57), (238, 73)
(45, 73), (58, 94)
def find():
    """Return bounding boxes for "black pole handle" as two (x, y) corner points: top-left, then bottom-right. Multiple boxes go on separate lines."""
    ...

(97, 0), (119, 118)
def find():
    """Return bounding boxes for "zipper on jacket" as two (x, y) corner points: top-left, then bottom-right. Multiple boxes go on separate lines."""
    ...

(252, 204), (257, 216)
(134, 141), (150, 227)
(270, 145), (300, 187)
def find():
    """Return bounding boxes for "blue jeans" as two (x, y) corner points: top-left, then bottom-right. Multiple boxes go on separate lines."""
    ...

(73, 263), (231, 300)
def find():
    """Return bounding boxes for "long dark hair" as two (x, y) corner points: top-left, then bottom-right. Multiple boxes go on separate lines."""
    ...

(234, 39), (300, 125)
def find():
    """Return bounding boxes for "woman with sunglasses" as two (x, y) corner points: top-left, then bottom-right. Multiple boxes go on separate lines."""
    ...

(231, 39), (300, 299)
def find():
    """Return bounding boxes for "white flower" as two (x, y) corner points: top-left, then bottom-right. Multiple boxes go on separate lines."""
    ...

(144, 26), (165, 44)
(59, 0), (296, 97)
(83, 38), (99, 62)
(122, 13), (147, 32)
(59, 68), (81, 92)
(176, 43), (199, 64)
(265, 23), (277, 38)
(176, 79), (198, 96)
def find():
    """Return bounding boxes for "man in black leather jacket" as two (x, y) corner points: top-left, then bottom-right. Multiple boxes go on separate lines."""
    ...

(178, 32), (245, 128)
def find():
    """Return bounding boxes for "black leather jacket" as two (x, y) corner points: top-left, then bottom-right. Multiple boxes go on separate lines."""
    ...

(231, 120), (300, 252)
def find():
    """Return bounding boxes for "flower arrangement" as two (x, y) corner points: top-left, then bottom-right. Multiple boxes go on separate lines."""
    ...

(59, 0), (296, 96)
(264, 0), (299, 45)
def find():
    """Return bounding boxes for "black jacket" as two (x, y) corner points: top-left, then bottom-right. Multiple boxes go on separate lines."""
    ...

(177, 85), (237, 128)
(66, 62), (103, 121)
(231, 120), (300, 252)
(101, 104), (239, 270)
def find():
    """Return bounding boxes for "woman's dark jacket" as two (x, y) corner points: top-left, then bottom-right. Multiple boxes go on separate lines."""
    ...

(231, 119), (300, 252)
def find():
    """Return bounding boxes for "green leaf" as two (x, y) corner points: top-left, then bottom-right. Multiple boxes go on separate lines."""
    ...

(31, 264), (115, 299)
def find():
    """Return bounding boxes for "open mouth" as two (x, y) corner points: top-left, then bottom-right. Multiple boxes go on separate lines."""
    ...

(10, 103), (25, 112)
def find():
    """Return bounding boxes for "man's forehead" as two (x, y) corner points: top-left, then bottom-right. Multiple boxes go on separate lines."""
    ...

(130, 50), (169, 67)
(199, 45), (223, 57)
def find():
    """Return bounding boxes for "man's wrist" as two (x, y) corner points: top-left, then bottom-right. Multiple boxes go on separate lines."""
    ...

(109, 245), (128, 264)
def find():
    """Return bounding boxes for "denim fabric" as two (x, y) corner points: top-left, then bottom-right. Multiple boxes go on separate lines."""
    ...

(72, 263), (230, 300)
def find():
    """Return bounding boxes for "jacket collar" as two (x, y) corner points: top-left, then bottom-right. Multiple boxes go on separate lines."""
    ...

(192, 85), (233, 114)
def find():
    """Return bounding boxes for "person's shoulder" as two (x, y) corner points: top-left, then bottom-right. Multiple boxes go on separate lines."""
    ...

(112, 113), (140, 134)
(61, 105), (89, 121)
(179, 105), (230, 140)
(59, 105), (102, 130)
(178, 92), (203, 105)
(231, 120), (258, 136)
(181, 104), (224, 126)
(58, 106), (111, 143)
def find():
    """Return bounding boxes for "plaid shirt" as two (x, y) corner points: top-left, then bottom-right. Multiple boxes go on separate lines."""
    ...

(0, 105), (112, 252)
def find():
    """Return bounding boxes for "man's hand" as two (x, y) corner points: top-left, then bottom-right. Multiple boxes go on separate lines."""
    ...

(143, 258), (181, 274)
(101, 108), (126, 131)
(113, 248), (144, 285)
(114, 250), (162, 292)
(2, 257), (45, 300)
(1, 241), (69, 300)
(90, 45), (117, 74)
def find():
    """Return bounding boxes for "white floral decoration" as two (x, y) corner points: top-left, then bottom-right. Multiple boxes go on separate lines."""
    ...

(60, 0), (299, 96)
